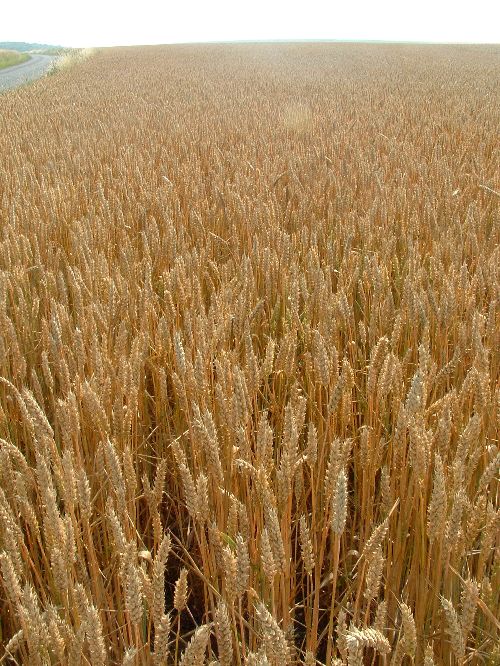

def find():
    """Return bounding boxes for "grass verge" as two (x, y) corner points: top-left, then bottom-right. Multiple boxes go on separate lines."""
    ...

(0, 50), (30, 70)
(47, 47), (96, 75)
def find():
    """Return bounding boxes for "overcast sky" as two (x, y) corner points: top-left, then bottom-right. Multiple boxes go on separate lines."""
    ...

(2, 0), (499, 47)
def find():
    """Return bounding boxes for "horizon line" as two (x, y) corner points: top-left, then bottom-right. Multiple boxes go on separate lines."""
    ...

(2, 37), (500, 49)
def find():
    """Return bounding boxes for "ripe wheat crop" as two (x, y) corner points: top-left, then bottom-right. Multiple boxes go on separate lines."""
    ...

(0, 43), (498, 665)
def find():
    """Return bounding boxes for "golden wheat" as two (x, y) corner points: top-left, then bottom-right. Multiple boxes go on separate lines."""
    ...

(0, 42), (498, 664)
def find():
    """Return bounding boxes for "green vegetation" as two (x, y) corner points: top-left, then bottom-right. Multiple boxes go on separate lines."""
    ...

(0, 50), (30, 70)
(0, 41), (62, 52)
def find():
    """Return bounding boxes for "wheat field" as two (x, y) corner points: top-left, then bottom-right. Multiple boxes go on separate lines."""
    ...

(0, 43), (498, 665)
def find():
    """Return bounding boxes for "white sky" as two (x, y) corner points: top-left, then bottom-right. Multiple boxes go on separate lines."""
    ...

(1, 0), (499, 48)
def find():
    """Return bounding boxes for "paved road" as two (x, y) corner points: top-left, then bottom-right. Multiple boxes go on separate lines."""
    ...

(0, 54), (54, 92)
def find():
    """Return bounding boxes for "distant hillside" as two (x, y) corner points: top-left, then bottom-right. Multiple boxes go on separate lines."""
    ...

(0, 42), (64, 53)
